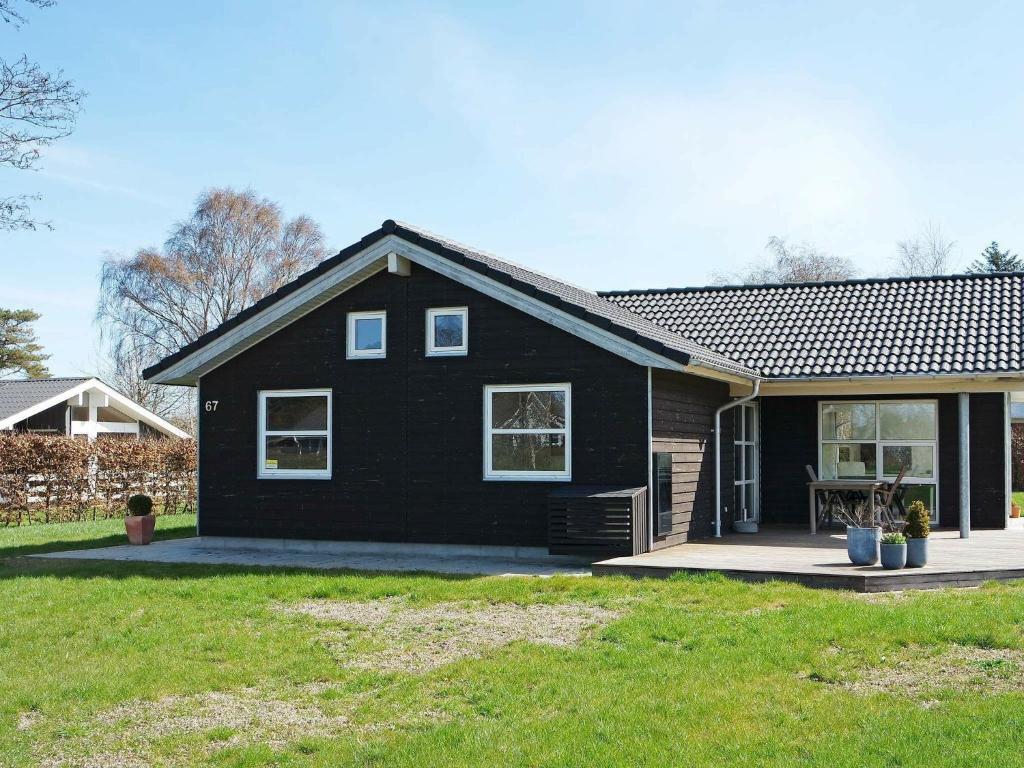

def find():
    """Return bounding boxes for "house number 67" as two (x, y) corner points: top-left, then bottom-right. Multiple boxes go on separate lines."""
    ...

(204, 400), (219, 412)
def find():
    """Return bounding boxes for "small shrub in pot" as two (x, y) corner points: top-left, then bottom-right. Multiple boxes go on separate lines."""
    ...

(880, 531), (907, 570)
(125, 494), (155, 545)
(903, 500), (930, 568)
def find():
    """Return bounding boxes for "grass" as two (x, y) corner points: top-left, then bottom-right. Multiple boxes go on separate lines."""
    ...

(1014, 491), (1024, 510)
(0, 513), (196, 558)
(2, 523), (1024, 766)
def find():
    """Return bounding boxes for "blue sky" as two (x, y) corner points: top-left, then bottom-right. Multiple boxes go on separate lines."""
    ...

(4, 0), (1024, 375)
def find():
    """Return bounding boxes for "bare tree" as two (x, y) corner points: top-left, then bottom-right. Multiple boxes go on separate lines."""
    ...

(97, 188), (328, 422)
(0, 0), (53, 27)
(893, 222), (957, 276)
(1, 1), (85, 230)
(714, 236), (858, 285)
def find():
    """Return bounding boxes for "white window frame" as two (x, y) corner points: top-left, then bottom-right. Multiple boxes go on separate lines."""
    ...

(258, 389), (332, 480)
(734, 402), (759, 523)
(483, 383), (571, 481)
(346, 310), (387, 359)
(818, 399), (939, 522)
(426, 306), (469, 357)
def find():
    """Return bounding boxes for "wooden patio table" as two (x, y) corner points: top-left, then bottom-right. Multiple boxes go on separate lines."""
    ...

(807, 480), (885, 534)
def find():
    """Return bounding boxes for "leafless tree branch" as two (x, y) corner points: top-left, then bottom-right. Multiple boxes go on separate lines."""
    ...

(97, 188), (328, 425)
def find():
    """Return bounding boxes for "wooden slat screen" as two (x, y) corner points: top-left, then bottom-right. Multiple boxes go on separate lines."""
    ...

(548, 485), (649, 557)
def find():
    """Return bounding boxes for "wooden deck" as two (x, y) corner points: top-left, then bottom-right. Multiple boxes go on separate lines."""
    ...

(592, 528), (1024, 592)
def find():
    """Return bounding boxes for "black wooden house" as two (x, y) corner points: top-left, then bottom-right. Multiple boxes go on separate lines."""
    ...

(145, 221), (1024, 555)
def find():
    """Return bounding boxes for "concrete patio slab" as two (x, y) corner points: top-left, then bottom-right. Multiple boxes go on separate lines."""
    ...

(593, 528), (1024, 591)
(29, 536), (591, 577)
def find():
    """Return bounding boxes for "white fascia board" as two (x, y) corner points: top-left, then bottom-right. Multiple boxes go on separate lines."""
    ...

(752, 372), (1024, 397)
(386, 238), (686, 372)
(86, 381), (191, 438)
(151, 234), (691, 384)
(149, 244), (390, 385)
(0, 378), (187, 438)
(0, 379), (96, 430)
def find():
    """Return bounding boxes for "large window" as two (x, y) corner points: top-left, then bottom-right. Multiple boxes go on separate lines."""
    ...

(258, 389), (331, 479)
(346, 311), (386, 359)
(426, 307), (468, 356)
(484, 384), (571, 480)
(820, 400), (938, 520)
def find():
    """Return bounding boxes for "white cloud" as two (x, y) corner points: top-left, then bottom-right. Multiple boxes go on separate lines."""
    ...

(412, 16), (915, 286)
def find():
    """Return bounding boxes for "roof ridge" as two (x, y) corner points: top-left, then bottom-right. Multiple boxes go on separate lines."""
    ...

(0, 376), (93, 384)
(599, 271), (1024, 297)
(387, 219), (599, 296)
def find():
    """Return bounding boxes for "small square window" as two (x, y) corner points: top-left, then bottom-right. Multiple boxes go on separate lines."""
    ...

(347, 311), (386, 359)
(426, 307), (468, 356)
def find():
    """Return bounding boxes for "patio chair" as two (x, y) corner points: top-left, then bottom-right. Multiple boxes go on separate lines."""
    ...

(806, 465), (844, 530)
(874, 468), (907, 530)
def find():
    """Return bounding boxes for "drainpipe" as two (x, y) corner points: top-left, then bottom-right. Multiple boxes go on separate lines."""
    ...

(714, 380), (761, 538)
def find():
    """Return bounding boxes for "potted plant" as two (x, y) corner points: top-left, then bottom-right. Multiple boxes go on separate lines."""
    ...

(880, 531), (907, 570)
(844, 501), (881, 566)
(903, 499), (930, 568)
(1012, 501), (1021, 519)
(124, 494), (155, 545)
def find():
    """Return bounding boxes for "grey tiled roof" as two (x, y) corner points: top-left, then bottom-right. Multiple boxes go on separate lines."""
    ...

(0, 377), (90, 421)
(601, 274), (1024, 378)
(146, 220), (758, 380)
(389, 221), (757, 377)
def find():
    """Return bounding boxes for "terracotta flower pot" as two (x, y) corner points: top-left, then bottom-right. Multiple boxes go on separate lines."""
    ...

(125, 514), (155, 545)
(1012, 503), (1021, 519)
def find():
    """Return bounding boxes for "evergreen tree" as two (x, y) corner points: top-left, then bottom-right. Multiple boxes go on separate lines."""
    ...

(0, 308), (49, 378)
(967, 241), (1024, 273)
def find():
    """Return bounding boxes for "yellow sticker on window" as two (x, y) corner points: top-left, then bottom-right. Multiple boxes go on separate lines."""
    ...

(265, 459), (278, 469)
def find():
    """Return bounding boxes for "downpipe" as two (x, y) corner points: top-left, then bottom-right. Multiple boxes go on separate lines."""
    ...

(713, 380), (761, 538)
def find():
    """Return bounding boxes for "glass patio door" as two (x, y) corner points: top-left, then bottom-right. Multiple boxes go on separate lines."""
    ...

(734, 403), (759, 523)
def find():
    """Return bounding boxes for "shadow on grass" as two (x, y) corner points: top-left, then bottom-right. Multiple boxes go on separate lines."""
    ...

(0, 520), (196, 559)
(0, 554), (486, 584)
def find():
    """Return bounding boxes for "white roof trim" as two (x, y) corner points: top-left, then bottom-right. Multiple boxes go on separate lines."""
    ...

(149, 234), (695, 386)
(0, 378), (190, 438)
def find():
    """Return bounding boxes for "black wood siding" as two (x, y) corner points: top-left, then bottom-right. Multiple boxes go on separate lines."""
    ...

(197, 264), (650, 546)
(650, 369), (732, 545)
(760, 393), (1007, 529)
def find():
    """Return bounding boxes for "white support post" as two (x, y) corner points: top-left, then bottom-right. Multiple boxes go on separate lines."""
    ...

(959, 392), (971, 539)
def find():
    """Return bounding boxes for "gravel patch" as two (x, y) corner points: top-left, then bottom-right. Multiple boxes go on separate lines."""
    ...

(16, 709), (40, 731)
(817, 643), (1024, 699)
(33, 682), (420, 768)
(280, 597), (619, 673)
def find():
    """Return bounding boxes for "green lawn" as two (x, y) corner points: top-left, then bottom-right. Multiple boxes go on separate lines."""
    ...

(1014, 491), (1024, 511)
(2, 522), (1024, 767)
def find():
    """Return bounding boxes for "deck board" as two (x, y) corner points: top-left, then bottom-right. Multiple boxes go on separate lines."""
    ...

(592, 528), (1024, 591)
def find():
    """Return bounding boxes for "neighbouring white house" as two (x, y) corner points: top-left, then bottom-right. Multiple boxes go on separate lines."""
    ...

(0, 377), (189, 440)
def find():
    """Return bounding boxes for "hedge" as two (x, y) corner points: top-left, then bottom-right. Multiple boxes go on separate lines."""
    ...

(0, 433), (196, 525)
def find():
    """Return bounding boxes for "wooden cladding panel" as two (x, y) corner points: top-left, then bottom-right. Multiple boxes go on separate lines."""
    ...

(198, 264), (649, 546)
(650, 369), (732, 546)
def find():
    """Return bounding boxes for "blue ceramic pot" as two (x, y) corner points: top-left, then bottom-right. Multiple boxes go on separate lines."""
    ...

(880, 542), (907, 570)
(847, 526), (881, 566)
(906, 537), (928, 568)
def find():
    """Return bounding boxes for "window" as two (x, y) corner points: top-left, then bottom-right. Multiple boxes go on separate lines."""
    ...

(484, 384), (571, 480)
(819, 400), (938, 521)
(653, 452), (673, 535)
(346, 311), (386, 359)
(426, 307), (468, 356)
(734, 403), (759, 522)
(258, 389), (331, 479)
